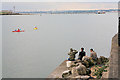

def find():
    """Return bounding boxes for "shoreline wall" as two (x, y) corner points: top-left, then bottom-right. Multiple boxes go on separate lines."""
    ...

(108, 34), (120, 79)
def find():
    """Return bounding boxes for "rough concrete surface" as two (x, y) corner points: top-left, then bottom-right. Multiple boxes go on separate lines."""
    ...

(109, 34), (120, 79)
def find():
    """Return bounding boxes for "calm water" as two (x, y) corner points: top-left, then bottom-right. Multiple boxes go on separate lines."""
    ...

(2, 13), (118, 78)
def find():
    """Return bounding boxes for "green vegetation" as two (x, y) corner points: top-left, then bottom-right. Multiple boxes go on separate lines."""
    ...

(93, 64), (108, 79)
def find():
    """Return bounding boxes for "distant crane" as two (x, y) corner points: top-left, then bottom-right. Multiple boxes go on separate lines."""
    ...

(13, 6), (15, 13)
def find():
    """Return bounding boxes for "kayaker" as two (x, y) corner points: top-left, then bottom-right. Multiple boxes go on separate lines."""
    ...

(18, 28), (20, 32)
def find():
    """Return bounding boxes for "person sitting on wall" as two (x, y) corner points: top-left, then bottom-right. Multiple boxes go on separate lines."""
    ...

(90, 48), (98, 61)
(68, 48), (78, 61)
(78, 47), (86, 60)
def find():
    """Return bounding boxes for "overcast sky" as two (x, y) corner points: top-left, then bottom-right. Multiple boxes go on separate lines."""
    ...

(1, 0), (120, 2)
(2, 2), (118, 11)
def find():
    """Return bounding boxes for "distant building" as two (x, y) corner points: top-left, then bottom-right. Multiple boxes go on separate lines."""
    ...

(2, 10), (13, 14)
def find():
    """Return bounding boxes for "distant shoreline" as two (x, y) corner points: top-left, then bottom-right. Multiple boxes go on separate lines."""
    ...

(0, 9), (118, 15)
(0, 12), (117, 15)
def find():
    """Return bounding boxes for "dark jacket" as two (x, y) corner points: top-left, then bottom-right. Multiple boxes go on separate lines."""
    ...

(78, 51), (86, 60)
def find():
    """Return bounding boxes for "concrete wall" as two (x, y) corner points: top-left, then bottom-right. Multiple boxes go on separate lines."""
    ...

(108, 34), (120, 79)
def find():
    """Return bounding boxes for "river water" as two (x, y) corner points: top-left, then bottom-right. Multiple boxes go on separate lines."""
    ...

(2, 13), (118, 78)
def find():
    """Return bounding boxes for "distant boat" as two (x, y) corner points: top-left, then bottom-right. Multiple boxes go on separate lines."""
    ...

(12, 28), (24, 32)
(96, 11), (105, 14)
(33, 27), (38, 30)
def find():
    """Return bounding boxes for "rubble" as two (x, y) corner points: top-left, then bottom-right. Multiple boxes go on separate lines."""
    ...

(62, 56), (109, 79)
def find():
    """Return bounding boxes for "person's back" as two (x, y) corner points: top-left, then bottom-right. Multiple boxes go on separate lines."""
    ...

(90, 49), (97, 61)
(68, 48), (78, 61)
(78, 48), (86, 60)
(68, 52), (75, 59)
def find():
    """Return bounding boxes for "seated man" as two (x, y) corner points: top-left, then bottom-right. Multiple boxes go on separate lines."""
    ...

(68, 48), (78, 61)
(90, 48), (98, 61)
(78, 48), (86, 60)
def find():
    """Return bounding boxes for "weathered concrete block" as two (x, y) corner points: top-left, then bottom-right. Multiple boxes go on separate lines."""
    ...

(109, 34), (120, 79)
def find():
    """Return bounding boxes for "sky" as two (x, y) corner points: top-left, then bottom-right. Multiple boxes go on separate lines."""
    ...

(1, 2), (118, 11)
(1, 0), (120, 2)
